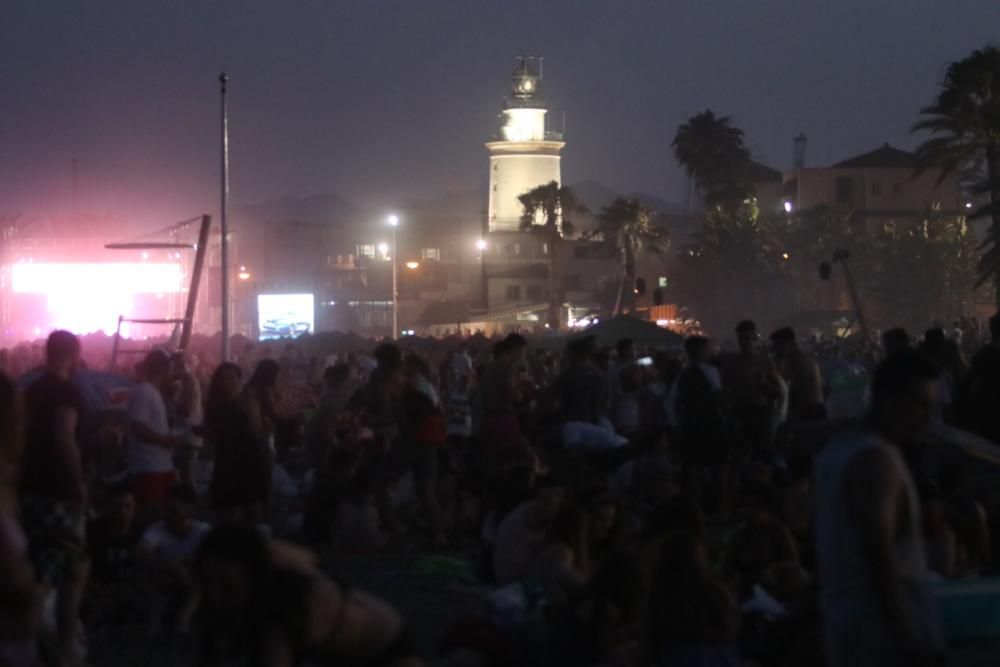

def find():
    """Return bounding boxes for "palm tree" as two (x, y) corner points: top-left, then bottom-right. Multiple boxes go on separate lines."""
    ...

(518, 181), (587, 328)
(913, 46), (1000, 307)
(589, 198), (669, 316)
(672, 110), (753, 211)
(671, 204), (790, 332)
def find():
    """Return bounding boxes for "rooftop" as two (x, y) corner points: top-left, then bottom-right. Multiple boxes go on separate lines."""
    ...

(833, 142), (915, 169)
(747, 159), (782, 183)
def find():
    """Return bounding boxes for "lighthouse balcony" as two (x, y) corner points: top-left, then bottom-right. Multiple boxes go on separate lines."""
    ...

(490, 130), (564, 142)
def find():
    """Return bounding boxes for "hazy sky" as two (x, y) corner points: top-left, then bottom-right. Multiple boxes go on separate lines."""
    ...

(3, 1), (1000, 226)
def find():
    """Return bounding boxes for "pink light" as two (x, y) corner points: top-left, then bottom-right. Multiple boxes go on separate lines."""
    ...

(46, 290), (134, 335)
(12, 263), (183, 294)
(12, 263), (184, 336)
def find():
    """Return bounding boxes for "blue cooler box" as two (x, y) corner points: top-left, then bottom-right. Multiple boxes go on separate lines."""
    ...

(933, 578), (1000, 641)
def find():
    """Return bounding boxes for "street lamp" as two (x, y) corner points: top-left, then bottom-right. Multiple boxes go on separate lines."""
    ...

(387, 214), (400, 338)
(476, 239), (488, 310)
(405, 261), (420, 270)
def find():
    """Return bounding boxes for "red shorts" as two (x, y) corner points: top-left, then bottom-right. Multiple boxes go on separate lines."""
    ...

(130, 470), (179, 507)
(481, 413), (526, 451)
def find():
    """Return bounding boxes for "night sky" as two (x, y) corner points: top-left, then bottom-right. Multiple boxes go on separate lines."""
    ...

(3, 1), (999, 226)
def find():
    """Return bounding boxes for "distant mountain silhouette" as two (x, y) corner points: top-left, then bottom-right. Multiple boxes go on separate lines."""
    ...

(233, 193), (359, 228)
(567, 180), (686, 216)
(232, 181), (683, 233)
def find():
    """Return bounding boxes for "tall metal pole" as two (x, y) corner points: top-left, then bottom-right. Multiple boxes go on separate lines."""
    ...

(839, 256), (871, 345)
(180, 215), (213, 353)
(392, 224), (398, 338)
(219, 72), (231, 361)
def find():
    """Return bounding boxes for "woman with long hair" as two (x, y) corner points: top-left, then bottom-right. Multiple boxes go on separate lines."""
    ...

(194, 522), (421, 667)
(643, 532), (742, 666)
(242, 359), (281, 444)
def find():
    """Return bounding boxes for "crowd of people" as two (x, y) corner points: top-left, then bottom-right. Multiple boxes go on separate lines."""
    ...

(1, 314), (999, 666)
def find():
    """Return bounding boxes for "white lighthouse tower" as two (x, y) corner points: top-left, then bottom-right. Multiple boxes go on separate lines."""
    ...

(486, 57), (565, 232)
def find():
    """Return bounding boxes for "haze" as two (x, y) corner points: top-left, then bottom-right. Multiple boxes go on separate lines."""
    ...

(3, 0), (1000, 227)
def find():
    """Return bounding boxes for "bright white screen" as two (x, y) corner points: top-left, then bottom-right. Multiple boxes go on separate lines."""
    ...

(258, 294), (314, 341)
(11, 262), (184, 335)
(12, 263), (183, 294)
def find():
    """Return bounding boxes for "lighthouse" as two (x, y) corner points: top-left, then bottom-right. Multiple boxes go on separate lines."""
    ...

(486, 57), (565, 233)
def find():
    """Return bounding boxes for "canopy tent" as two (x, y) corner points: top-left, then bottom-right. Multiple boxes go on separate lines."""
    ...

(571, 315), (684, 349)
(17, 368), (135, 413)
(18, 368), (137, 452)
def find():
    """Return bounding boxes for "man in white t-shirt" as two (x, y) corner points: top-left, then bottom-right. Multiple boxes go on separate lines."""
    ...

(128, 350), (185, 509)
(816, 351), (943, 667)
(139, 488), (210, 564)
(138, 485), (210, 634)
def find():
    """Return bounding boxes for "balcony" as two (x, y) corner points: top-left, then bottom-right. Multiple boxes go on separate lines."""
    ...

(489, 130), (564, 142)
(326, 254), (359, 270)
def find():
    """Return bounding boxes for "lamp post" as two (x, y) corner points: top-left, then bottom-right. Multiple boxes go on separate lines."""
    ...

(476, 239), (488, 310)
(236, 266), (251, 336)
(388, 215), (399, 338)
(219, 72), (231, 361)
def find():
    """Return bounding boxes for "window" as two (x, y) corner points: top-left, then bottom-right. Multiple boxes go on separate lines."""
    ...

(506, 285), (522, 301)
(505, 243), (515, 256)
(871, 182), (882, 197)
(658, 276), (668, 288)
(543, 242), (549, 255)
(357, 244), (375, 258)
(526, 285), (543, 301)
(892, 182), (903, 194)
(421, 248), (440, 261)
(513, 243), (521, 256)
(563, 274), (582, 290)
(836, 177), (853, 204)
(493, 163), (498, 171)
(492, 184), (497, 192)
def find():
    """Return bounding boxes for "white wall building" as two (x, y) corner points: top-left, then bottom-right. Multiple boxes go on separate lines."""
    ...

(485, 58), (565, 232)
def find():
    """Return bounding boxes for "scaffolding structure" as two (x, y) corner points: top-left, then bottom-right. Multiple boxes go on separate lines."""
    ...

(106, 215), (212, 368)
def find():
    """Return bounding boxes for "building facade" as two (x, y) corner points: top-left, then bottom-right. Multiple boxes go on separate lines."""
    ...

(782, 142), (966, 225)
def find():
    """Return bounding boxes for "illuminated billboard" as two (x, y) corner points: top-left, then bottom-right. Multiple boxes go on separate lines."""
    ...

(258, 294), (314, 341)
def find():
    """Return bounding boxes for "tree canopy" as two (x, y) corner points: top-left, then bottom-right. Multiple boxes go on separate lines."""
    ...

(913, 45), (1000, 306)
(590, 197), (669, 315)
(518, 181), (587, 328)
(668, 203), (981, 334)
